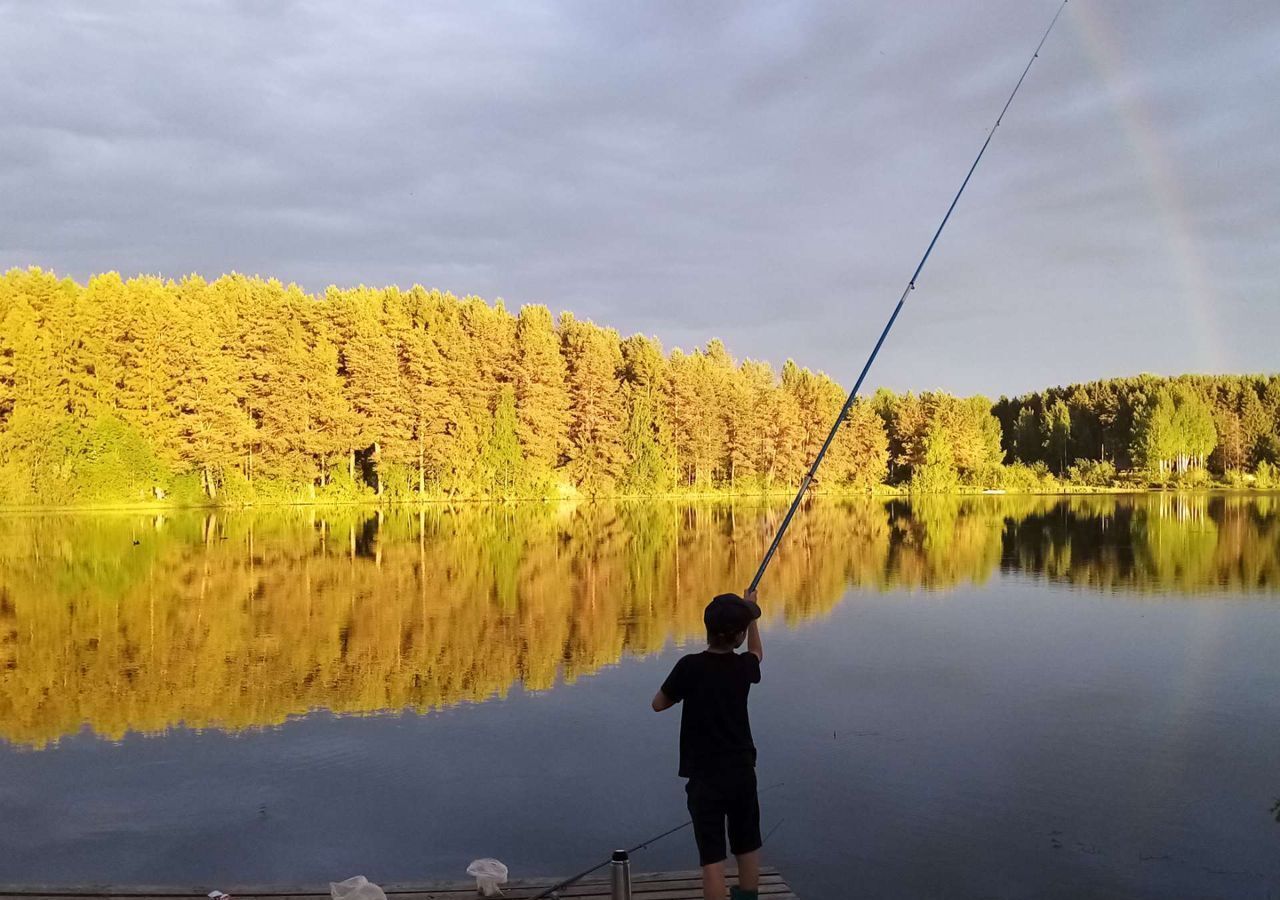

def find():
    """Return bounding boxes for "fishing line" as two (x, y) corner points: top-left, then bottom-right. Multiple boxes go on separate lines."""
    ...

(760, 816), (786, 846)
(747, 0), (1069, 594)
(527, 782), (786, 899)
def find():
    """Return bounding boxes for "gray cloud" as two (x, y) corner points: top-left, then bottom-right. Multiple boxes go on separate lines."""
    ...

(2, 0), (1277, 397)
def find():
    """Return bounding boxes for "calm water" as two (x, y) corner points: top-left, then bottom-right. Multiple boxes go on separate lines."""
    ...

(1, 494), (1278, 899)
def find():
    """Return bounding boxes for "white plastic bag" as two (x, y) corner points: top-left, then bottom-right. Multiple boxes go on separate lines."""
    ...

(329, 876), (386, 900)
(466, 858), (509, 897)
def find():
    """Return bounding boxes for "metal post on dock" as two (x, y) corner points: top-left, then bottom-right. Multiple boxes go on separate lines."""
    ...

(609, 850), (632, 900)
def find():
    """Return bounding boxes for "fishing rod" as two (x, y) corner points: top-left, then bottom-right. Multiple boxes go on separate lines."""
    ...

(747, 0), (1069, 594)
(527, 782), (786, 899)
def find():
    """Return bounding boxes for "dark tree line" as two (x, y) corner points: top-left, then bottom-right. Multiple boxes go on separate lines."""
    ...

(994, 374), (1280, 483)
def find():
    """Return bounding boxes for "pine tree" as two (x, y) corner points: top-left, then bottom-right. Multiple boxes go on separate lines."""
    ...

(620, 334), (675, 493)
(781, 361), (825, 462)
(560, 314), (626, 493)
(332, 287), (412, 494)
(669, 349), (724, 487)
(392, 290), (450, 494)
(478, 384), (523, 497)
(113, 275), (188, 475)
(763, 382), (804, 487)
(514, 304), (571, 481)
(623, 388), (674, 493)
(460, 295), (516, 416)
(1013, 406), (1042, 464)
(724, 360), (769, 487)
(223, 277), (316, 483)
(835, 400), (889, 489)
(170, 283), (252, 498)
(420, 290), (485, 493)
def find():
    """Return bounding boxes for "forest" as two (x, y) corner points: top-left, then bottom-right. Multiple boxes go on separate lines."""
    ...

(1, 267), (1277, 505)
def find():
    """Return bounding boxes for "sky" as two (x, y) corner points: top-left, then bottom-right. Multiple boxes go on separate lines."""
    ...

(2, 0), (1277, 398)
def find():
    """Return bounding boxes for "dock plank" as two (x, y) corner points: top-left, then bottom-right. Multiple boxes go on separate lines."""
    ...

(0, 869), (796, 900)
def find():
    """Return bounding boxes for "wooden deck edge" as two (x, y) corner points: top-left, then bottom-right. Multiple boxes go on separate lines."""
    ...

(0, 868), (786, 898)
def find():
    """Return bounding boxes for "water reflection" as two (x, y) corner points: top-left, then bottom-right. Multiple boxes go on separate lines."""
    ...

(1, 494), (1276, 748)
(1002, 493), (1280, 593)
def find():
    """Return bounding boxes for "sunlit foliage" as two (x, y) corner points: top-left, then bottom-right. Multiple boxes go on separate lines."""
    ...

(2, 268), (1276, 503)
(0, 269), (891, 503)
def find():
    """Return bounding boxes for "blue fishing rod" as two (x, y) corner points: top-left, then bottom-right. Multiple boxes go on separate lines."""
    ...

(748, 0), (1069, 593)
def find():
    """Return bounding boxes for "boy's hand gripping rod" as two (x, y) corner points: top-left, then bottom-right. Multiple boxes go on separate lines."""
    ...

(747, 0), (1068, 594)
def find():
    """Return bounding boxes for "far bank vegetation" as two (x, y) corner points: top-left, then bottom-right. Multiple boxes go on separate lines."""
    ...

(1, 268), (1278, 506)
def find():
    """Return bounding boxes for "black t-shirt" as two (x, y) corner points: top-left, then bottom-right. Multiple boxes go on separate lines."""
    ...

(660, 650), (761, 777)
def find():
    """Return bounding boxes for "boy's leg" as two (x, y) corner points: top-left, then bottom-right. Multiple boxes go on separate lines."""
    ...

(687, 777), (730, 900)
(701, 861), (727, 900)
(734, 849), (760, 893)
(725, 769), (762, 900)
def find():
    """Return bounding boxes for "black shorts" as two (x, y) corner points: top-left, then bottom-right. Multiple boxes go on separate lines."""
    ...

(685, 767), (762, 866)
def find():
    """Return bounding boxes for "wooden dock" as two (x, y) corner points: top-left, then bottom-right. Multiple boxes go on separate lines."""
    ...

(0, 868), (797, 900)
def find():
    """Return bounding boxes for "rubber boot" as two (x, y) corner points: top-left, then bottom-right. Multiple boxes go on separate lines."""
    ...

(730, 888), (758, 900)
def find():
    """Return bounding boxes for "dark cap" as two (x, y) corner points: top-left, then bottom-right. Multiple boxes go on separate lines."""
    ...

(704, 592), (761, 636)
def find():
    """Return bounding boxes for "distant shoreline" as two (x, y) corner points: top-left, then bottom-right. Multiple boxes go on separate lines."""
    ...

(4, 270), (1277, 510)
(3, 485), (1276, 515)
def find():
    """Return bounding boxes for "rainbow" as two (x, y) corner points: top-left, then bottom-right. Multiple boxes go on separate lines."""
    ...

(1067, 3), (1224, 371)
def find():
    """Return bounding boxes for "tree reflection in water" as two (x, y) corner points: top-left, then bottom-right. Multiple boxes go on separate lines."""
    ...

(0, 493), (1276, 748)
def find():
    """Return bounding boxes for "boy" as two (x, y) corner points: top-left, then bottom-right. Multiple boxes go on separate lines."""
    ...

(652, 588), (764, 900)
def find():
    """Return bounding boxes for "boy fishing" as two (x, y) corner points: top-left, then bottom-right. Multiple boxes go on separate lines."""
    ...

(652, 589), (764, 900)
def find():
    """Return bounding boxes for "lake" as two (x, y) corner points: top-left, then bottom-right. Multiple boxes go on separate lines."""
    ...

(1, 494), (1277, 899)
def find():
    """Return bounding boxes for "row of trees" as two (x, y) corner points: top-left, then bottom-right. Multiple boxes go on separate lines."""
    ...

(994, 374), (1280, 479)
(0, 268), (895, 503)
(2, 268), (1277, 504)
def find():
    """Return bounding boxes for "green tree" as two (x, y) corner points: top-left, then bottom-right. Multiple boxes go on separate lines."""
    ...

(911, 428), (959, 493)
(1170, 387), (1216, 473)
(1014, 406), (1043, 464)
(623, 388), (674, 493)
(1045, 399), (1072, 474)
(1133, 389), (1177, 478)
(619, 335), (675, 493)
(478, 385), (523, 497)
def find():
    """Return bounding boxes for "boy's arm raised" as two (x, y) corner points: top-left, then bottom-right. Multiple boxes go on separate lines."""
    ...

(745, 588), (763, 662)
